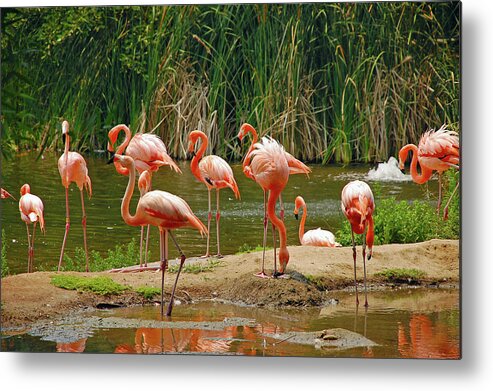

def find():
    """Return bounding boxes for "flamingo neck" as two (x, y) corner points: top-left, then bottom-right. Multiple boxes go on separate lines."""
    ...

(242, 125), (258, 170)
(402, 144), (433, 184)
(366, 214), (374, 256)
(120, 159), (140, 226)
(298, 204), (307, 244)
(113, 125), (132, 176)
(190, 133), (208, 182)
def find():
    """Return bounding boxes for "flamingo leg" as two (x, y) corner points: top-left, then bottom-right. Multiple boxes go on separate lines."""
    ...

(362, 231), (369, 307)
(202, 189), (212, 258)
(58, 186), (70, 272)
(26, 223), (31, 273)
(216, 189), (223, 258)
(351, 230), (359, 306)
(255, 189), (269, 278)
(144, 224), (150, 267)
(31, 222), (37, 273)
(160, 229), (168, 318)
(437, 172), (442, 213)
(139, 226), (145, 268)
(80, 189), (89, 272)
(166, 231), (186, 316)
(443, 180), (459, 220)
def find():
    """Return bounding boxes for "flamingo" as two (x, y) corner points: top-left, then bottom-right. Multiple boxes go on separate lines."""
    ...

(238, 123), (310, 277)
(18, 184), (45, 273)
(108, 124), (182, 266)
(293, 196), (341, 247)
(398, 124), (459, 219)
(57, 120), (92, 272)
(248, 136), (290, 278)
(341, 180), (375, 307)
(108, 153), (207, 316)
(188, 130), (240, 258)
(1, 188), (16, 200)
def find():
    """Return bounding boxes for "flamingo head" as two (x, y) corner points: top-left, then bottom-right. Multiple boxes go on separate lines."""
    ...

(138, 170), (152, 194)
(398, 145), (412, 170)
(237, 123), (255, 141)
(278, 247), (290, 274)
(293, 196), (305, 220)
(107, 124), (130, 153)
(108, 153), (133, 169)
(62, 121), (69, 135)
(188, 130), (206, 157)
(20, 184), (31, 196)
(1, 188), (16, 200)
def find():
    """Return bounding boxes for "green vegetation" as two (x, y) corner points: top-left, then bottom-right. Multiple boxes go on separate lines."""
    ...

(1, 229), (10, 277)
(51, 275), (128, 295)
(375, 268), (426, 283)
(135, 286), (161, 300)
(237, 243), (273, 254)
(168, 258), (223, 274)
(337, 174), (459, 246)
(54, 239), (143, 272)
(2, 3), (459, 163)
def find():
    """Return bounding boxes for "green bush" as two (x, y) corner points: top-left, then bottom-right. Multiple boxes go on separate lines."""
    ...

(1, 229), (10, 277)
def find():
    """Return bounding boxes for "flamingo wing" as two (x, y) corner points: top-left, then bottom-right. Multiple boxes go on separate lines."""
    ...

(285, 151), (311, 176)
(128, 134), (181, 173)
(419, 125), (459, 169)
(19, 193), (45, 232)
(302, 228), (338, 247)
(199, 155), (240, 198)
(249, 137), (289, 187)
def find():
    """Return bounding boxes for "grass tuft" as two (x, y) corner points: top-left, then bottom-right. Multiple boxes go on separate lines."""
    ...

(51, 275), (128, 295)
(375, 268), (426, 284)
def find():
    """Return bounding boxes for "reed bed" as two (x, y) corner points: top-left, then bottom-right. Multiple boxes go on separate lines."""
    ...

(1, 2), (460, 163)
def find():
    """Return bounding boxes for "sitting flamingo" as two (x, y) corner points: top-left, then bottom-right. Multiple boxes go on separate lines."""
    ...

(18, 184), (45, 273)
(293, 196), (341, 247)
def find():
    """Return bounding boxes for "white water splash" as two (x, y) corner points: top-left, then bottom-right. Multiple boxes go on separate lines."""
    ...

(366, 157), (412, 182)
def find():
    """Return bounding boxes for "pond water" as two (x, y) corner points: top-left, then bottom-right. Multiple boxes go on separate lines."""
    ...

(1, 152), (437, 274)
(1, 288), (459, 358)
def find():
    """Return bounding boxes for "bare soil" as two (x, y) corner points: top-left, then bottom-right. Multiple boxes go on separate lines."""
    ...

(1, 239), (459, 330)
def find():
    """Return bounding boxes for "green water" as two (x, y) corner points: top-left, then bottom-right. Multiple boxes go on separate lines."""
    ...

(1, 152), (436, 274)
(1, 288), (459, 358)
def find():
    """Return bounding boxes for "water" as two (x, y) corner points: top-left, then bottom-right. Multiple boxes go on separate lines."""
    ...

(1, 289), (459, 358)
(1, 152), (437, 274)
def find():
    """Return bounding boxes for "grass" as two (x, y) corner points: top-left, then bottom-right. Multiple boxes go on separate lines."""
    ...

(2, 3), (459, 163)
(51, 275), (128, 295)
(1, 229), (9, 277)
(375, 268), (426, 284)
(167, 258), (223, 274)
(135, 286), (161, 300)
(236, 243), (273, 254)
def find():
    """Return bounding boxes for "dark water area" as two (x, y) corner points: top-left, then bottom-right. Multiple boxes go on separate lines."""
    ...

(1, 289), (459, 358)
(1, 152), (436, 274)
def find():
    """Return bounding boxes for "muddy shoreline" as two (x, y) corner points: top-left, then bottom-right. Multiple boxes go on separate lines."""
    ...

(1, 239), (459, 331)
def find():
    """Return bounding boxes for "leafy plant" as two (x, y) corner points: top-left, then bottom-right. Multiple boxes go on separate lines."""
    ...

(135, 286), (161, 300)
(236, 243), (273, 254)
(1, 229), (10, 277)
(375, 268), (426, 283)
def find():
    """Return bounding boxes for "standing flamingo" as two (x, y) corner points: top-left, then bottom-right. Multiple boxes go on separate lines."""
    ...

(248, 136), (290, 278)
(108, 124), (182, 265)
(108, 154), (207, 316)
(1, 188), (16, 200)
(341, 180), (375, 307)
(238, 123), (310, 276)
(58, 120), (92, 272)
(399, 124), (459, 219)
(293, 196), (341, 247)
(18, 184), (45, 273)
(188, 130), (240, 258)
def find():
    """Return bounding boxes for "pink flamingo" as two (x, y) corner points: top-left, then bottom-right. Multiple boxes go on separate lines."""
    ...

(1, 188), (16, 200)
(18, 184), (45, 273)
(248, 136), (290, 278)
(341, 180), (375, 307)
(238, 123), (310, 276)
(188, 130), (240, 258)
(109, 153), (207, 316)
(293, 196), (341, 247)
(399, 124), (459, 219)
(58, 121), (92, 272)
(108, 124), (182, 265)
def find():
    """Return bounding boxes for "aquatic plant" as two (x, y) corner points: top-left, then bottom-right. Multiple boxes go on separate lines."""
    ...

(2, 3), (459, 163)
(1, 229), (9, 277)
(51, 275), (128, 295)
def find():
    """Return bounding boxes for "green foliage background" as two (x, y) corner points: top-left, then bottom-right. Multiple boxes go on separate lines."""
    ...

(1, 3), (460, 162)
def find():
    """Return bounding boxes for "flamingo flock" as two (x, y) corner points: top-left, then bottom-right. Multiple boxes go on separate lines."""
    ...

(2, 121), (460, 311)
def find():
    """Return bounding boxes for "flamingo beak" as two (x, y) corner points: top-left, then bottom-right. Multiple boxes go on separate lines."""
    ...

(107, 152), (115, 164)
(294, 212), (298, 220)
